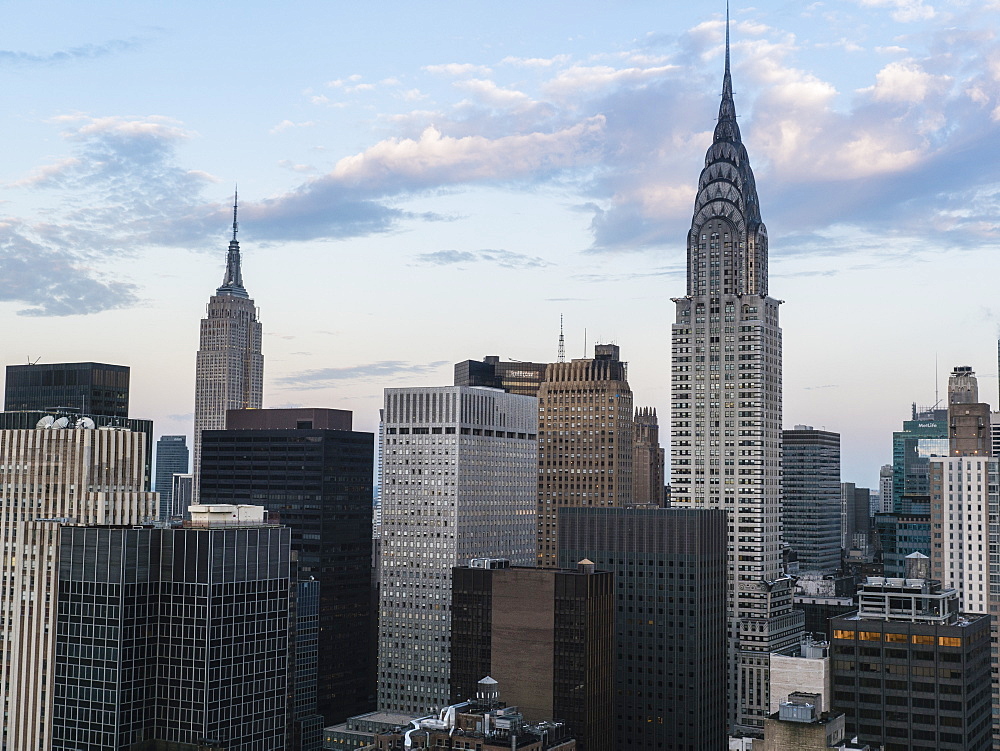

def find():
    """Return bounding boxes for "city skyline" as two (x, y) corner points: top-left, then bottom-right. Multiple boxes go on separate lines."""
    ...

(2, 1), (999, 487)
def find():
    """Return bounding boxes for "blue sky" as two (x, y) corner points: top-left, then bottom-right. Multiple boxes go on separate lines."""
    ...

(2, 0), (999, 487)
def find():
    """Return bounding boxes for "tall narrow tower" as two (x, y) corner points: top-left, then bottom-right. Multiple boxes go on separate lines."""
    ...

(192, 195), (263, 502)
(669, 15), (801, 734)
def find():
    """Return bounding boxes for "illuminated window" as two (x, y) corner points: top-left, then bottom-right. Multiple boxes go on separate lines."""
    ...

(833, 629), (856, 640)
(938, 637), (962, 647)
(912, 634), (935, 645)
(859, 632), (882, 641)
(884, 633), (908, 643)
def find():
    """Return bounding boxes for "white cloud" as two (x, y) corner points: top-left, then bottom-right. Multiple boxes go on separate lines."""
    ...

(423, 62), (492, 77)
(857, 0), (935, 22)
(862, 59), (948, 103)
(269, 119), (317, 135)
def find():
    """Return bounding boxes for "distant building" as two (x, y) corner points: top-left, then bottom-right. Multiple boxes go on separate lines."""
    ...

(830, 560), (991, 751)
(378, 386), (537, 715)
(769, 637), (831, 715)
(51, 508), (294, 751)
(782, 426), (841, 571)
(558, 506), (729, 750)
(192, 197), (263, 503)
(372, 679), (576, 751)
(632, 407), (666, 505)
(154, 434), (189, 518)
(759, 693), (851, 751)
(839, 483), (872, 552)
(0, 422), (155, 751)
(4, 361), (130, 417)
(170, 473), (194, 518)
(537, 344), (633, 567)
(200, 408), (374, 725)
(323, 711), (420, 751)
(450, 559), (613, 751)
(454, 355), (549, 397)
(877, 464), (893, 514)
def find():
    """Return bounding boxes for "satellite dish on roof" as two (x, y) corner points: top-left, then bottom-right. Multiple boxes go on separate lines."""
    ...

(76, 417), (96, 430)
(51, 417), (70, 429)
(36, 415), (55, 429)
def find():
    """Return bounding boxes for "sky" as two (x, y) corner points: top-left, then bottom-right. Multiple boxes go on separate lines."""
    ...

(1, 0), (999, 489)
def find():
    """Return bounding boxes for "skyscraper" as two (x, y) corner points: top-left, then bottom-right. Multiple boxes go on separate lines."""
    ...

(51, 507), (294, 751)
(154, 434), (189, 518)
(782, 426), (841, 572)
(537, 344), (633, 567)
(192, 196), (263, 502)
(632, 407), (666, 505)
(199, 407), (374, 724)
(0, 421), (156, 751)
(450, 559), (614, 751)
(668, 17), (800, 732)
(454, 355), (550, 397)
(4, 361), (130, 417)
(378, 386), (537, 714)
(557, 506), (728, 751)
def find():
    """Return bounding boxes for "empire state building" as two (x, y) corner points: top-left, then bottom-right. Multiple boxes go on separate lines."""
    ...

(192, 196), (263, 502)
(669, 17), (802, 734)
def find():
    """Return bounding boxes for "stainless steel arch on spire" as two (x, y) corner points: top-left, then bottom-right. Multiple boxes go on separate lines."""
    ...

(217, 189), (248, 298)
(687, 9), (768, 298)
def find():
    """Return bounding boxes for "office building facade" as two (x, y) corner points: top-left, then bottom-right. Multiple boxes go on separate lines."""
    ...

(454, 355), (550, 397)
(200, 408), (374, 724)
(4, 361), (130, 417)
(668, 22), (799, 732)
(154, 434), (189, 518)
(782, 426), (841, 571)
(0, 423), (155, 751)
(537, 344), (633, 567)
(51, 511), (293, 750)
(450, 559), (614, 751)
(378, 386), (537, 714)
(558, 506), (728, 750)
(632, 407), (666, 506)
(830, 574), (991, 751)
(192, 199), (263, 502)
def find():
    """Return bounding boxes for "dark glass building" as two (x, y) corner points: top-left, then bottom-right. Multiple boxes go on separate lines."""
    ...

(453, 355), (549, 397)
(557, 506), (728, 751)
(154, 435), (189, 518)
(199, 408), (374, 724)
(782, 426), (840, 571)
(450, 559), (613, 751)
(830, 575), (991, 751)
(51, 518), (292, 750)
(4, 361), (130, 417)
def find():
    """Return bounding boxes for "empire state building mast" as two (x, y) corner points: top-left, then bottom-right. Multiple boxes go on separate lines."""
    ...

(192, 192), (264, 503)
(669, 10), (801, 735)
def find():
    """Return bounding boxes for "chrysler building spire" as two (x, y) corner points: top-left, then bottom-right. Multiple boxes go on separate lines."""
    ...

(217, 190), (247, 298)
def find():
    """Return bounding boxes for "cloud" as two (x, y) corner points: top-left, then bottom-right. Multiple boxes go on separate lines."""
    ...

(424, 63), (492, 77)
(862, 59), (948, 103)
(0, 221), (138, 316)
(415, 249), (551, 269)
(0, 38), (139, 66)
(276, 360), (450, 389)
(856, 0), (935, 22)
(269, 119), (316, 134)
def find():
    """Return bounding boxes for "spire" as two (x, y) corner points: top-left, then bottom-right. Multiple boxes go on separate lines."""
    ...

(557, 314), (566, 363)
(714, 3), (741, 144)
(232, 187), (239, 242)
(217, 188), (249, 298)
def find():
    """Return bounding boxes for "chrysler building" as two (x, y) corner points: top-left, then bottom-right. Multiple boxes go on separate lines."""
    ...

(669, 15), (802, 734)
(192, 195), (263, 502)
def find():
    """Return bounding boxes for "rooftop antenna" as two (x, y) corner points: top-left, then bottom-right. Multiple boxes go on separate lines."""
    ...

(557, 314), (566, 363)
(27, 356), (41, 365)
(583, 328), (587, 358)
(232, 186), (239, 242)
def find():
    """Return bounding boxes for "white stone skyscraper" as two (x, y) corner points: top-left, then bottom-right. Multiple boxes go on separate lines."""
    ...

(377, 386), (537, 714)
(192, 196), (263, 502)
(0, 420), (156, 751)
(669, 17), (801, 734)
